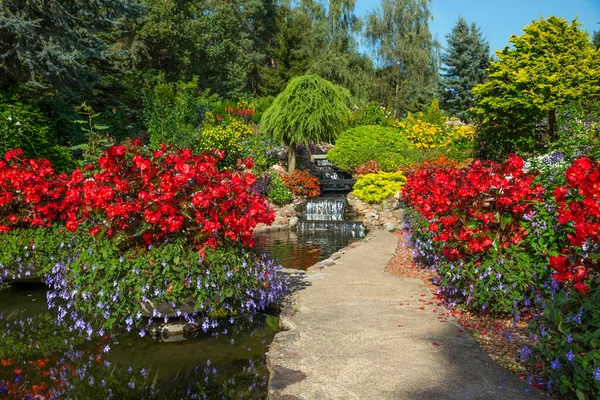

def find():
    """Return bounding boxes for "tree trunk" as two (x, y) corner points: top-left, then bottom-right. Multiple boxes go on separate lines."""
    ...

(548, 108), (557, 143)
(287, 143), (296, 172)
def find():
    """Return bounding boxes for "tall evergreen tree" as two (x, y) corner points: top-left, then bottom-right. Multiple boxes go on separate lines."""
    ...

(440, 16), (490, 121)
(0, 0), (138, 93)
(365, 0), (439, 115)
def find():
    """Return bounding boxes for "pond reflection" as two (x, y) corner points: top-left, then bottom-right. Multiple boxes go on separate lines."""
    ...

(0, 284), (278, 399)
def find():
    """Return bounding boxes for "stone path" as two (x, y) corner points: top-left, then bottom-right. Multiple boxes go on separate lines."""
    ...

(267, 230), (545, 400)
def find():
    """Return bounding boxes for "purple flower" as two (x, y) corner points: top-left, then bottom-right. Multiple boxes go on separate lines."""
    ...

(140, 368), (148, 378)
(594, 368), (600, 381)
(566, 350), (575, 362)
(128, 381), (135, 389)
(550, 359), (560, 370)
(102, 345), (110, 353)
(139, 329), (146, 337)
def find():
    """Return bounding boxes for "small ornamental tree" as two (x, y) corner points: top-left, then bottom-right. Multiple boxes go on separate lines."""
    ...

(472, 17), (600, 156)
(260, 75), (350, 172)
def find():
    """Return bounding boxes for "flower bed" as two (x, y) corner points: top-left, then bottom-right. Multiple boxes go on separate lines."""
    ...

(401, 152), (600, 397)
(0, 144), (286, 334)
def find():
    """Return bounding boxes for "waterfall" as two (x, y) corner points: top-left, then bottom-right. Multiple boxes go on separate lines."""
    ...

(305, 198), (346, 221)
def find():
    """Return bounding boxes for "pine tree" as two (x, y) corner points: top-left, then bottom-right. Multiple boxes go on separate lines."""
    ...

(440, 16), (490, 121)
(0, 0), (138, 93)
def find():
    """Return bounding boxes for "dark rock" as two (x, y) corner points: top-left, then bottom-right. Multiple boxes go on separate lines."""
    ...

(269, 367), (307, 391)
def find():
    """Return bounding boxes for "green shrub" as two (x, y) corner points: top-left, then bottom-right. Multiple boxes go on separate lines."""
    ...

(327, 125), (417, 172)
(349, 102), (395, 127)
(268, 173), (293, 205)
(0, 91), (73, 171)
(548, 101), (600, 157)
(531, 277), (600, 399)
(142, 77), (217, 149)
(352, 171), (406, 203)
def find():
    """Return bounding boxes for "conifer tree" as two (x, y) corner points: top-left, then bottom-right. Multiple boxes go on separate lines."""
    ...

(440, 16), (490, 121)
(0, 0), (137, 92)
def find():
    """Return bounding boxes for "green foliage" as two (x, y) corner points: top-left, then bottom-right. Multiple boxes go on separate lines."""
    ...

(0, 91), (73, 171)
(195, 120), (253, 169)
(440, 17), (490, 122)
(365, 0), (440, 115)
(349, 102), (395, 127)
(473, 17), (600, 159)
(352, 171), (406, 203)
(0, 0), (138, 93)
(261, 75), (351, 171)
(593, 30), (600, 48)
(531, 277), (600, 399)
(327, 125), (417, 172)
(143, 77), (216, 149)
(267, 173), (293, 205)
(70, 102), (115, 167)
(0, 225), (83, 280)
(136, 0), (275, 98)
(241, 132), (281, 174)
(548, 101), (600, 157)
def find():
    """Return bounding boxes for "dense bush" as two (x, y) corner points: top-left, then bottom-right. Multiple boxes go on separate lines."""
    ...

(143, 78), (216, 149)
(352, 171), (406, 203)
(267, 173), (293, 205)
(0, 144), (285, 331)
(327, 125), (418, 172)
(282, 170), (320, 199)
(195, 120), (253, 168)
(0, 93), (73, 171)
(402, 155), (548, 313)
(394, 101), (475, 162)
(44, 237), (285, 330)
(524, 155), (600, 398)
(549, 101), (600, 157)
(348, 102), (395, 127)
(530, 276), (600, 399)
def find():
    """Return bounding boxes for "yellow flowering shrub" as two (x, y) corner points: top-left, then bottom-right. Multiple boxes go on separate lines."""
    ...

(195, 120), (253, 167)
(394, 116), (475, 150)
(352, 171), (407, 203)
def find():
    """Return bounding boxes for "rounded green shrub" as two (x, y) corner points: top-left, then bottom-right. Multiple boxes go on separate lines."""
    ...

(352, 171), (406, 203)
(327, 125), (416, 172)
(268, 173), (293, 205)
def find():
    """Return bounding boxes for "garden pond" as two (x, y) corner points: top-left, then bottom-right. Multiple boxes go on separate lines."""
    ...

(0, 198), (364, 399)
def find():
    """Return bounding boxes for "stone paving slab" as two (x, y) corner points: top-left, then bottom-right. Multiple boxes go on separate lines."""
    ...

(267, 230), (545, 400)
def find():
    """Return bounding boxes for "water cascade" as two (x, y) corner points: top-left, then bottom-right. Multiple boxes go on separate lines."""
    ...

(295, 154), (365, 238)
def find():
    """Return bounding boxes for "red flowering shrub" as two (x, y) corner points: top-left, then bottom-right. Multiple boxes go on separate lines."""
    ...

(0, 143), (275, 250)
(403, 154), (544, 259)
(550, 155), (600, 293)
(355, 160), (380, 176)
(281, 170), (321, 199)
(0, 149), (79, 233)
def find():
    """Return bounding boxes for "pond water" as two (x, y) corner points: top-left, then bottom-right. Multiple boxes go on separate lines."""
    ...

(0, 283), (278, 399)
(253, 227), (362, 270)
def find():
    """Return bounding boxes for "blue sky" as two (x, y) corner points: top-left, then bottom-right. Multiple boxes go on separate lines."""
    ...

(355, 0), (600, 54)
